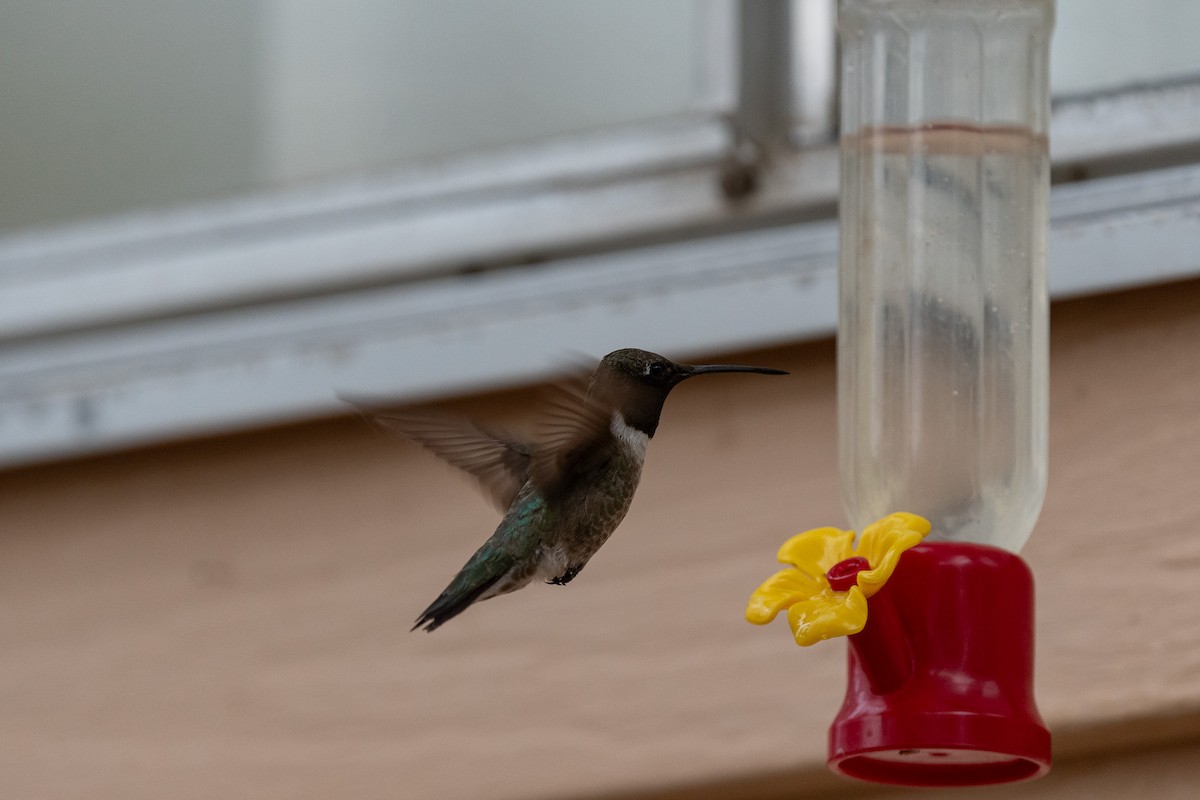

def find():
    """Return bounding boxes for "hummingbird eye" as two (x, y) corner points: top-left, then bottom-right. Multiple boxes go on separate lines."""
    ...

(647, 362), (667, 379)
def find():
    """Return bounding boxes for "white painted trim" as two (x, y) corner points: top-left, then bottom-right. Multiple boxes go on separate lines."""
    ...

(4, 162), (1200, 468)
(1048, 163), (1200, 297)
(1051, 79), (1200, 164)
(788, 0), (838, 146)
(0, 114), (737, 340)
(5, 80), (1200, 342)
(691, 0), (740, 114)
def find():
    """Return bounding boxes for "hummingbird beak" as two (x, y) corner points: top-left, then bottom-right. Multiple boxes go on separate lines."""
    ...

(681, 363), (789, 379)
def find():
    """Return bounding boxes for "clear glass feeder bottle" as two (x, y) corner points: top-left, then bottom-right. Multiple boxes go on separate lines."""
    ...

(837, 0), (1053, 553)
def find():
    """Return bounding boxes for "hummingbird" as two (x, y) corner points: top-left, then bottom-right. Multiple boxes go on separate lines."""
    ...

(352, 348), (786, 632)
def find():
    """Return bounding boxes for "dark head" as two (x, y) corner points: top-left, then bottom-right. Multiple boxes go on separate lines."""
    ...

(589, 348), (787, 437)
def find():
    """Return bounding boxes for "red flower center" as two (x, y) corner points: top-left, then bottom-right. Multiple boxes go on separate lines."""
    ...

(826, 556), (870, 591)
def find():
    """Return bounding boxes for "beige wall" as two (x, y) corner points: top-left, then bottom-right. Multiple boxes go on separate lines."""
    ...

(2, 279), (1199, 800)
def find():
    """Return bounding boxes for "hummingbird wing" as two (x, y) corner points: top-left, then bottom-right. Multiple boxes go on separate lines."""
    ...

(350, 408), (533, 511)
(530, 374), (618, 504)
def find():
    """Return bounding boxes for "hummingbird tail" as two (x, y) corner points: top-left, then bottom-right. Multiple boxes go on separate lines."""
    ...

(411, 573), (504, 633)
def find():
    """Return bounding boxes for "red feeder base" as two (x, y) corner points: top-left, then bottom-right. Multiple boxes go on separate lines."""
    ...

(828, 541), (1051, 787)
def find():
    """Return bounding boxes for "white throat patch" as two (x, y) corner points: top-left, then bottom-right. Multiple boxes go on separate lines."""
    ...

(610, 412), (649, 457)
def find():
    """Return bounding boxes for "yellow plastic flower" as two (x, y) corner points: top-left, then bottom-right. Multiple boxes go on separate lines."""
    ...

(745, 512), (930, 646)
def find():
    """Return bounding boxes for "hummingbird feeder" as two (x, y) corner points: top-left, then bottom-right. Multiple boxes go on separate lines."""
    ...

(748, 0), (1054, 787)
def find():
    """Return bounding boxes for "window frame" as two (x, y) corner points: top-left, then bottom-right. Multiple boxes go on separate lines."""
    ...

(3, 2), (1200, 468)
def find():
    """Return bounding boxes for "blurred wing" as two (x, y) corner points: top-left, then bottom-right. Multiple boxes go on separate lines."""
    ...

(530, 371), (617, 503)
(348, 403), (533, 511)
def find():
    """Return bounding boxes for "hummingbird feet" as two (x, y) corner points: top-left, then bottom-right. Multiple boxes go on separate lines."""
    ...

(547, 564), (583, 586)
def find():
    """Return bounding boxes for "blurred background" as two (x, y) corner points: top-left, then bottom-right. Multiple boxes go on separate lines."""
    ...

(2, 2), (1199, 799)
